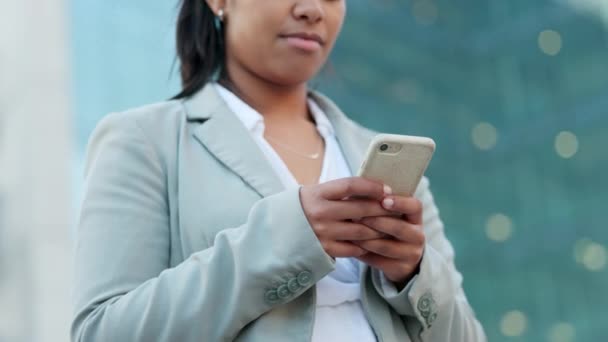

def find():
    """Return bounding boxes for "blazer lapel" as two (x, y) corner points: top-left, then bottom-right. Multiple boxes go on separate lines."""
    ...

(183, 84), (285, 198)
(182, 84), (376, 198)
(309, 90), (376, 176)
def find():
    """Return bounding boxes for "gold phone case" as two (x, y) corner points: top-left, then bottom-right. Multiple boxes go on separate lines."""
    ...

(357, 134), (436, 197)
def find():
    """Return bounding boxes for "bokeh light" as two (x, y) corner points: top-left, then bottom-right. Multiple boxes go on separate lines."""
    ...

(539, 29), (563, 56)
(485, 213), (513, 242)
(472, 122), (498, 151)
(582, 242), (607, 271)
(500, 310), (527, 337)
(555, 131), (579, 159)
(574, 238), (607, 271)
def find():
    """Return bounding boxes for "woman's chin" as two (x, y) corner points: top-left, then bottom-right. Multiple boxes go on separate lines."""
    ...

(265, 66), (323, 86)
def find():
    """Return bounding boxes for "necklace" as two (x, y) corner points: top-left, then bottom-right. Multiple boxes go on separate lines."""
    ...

(265, 134), (323, 160)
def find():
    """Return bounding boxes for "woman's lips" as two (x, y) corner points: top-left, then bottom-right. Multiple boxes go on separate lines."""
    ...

(281, 34), (323, 52)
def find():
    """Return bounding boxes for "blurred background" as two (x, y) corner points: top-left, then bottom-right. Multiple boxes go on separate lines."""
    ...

(1, 0), (607, 341)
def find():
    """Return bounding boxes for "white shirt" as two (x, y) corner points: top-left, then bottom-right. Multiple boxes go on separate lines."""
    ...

(213, 83), (377, 342)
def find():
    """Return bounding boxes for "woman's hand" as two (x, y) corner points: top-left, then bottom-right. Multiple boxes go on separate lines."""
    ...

(299, 177), (395, 259)
(354, 195), (426, 288)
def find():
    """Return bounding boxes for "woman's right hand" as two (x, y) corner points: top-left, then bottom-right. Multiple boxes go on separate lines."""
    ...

(299, 177), (394, 258)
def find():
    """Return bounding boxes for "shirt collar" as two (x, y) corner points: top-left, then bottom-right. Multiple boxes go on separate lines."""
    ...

(308, 97), (335, 137)
(213, 82), (336, 137)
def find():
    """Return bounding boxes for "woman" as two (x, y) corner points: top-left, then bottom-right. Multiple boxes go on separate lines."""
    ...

(71, 0), (486, 341)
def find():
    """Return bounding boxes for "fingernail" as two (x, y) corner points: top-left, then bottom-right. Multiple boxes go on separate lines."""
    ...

(382, 198), (394, 208)
(383, 185), (393, 195)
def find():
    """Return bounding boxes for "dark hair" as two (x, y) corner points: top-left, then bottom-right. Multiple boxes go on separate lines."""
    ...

(172, 0), (225, 99)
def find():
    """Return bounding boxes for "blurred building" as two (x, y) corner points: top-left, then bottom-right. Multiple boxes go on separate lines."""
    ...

(0, 0), (72, 341)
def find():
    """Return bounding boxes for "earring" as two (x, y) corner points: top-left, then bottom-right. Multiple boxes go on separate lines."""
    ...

(214, 8), (224, 31)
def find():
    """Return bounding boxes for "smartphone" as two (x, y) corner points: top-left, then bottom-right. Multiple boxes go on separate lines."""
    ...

(357, 134), (436, 197)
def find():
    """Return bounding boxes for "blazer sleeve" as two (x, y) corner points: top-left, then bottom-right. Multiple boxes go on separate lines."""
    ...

(71, 113), (335, 342)
(369, 177), (487, 341)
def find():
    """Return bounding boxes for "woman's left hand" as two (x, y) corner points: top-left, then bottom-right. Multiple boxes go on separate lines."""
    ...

(353, 195), (426, 289)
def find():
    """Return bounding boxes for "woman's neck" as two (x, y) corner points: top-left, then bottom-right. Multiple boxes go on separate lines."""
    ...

(219, 61), (312, 124)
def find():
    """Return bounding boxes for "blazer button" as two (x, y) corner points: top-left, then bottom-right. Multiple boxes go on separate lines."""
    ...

(264, 289), (279, 304)
(417, 292), (436, 316)
(287, 278), (301, 293)
(417, 292), (438, 328)
(297, 271), (312, 287)
(277, 284), (291, 299)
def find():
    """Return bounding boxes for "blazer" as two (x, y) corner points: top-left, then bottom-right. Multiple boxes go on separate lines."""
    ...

(71, 83), (486, 342)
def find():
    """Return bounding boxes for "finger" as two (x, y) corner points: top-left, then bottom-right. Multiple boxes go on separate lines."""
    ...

(357, 253), (418, 284)
(357, 252), (400, 271)
(354, 239), (422, 260)
(360, 216), (425, 243)
(322, 241), (367, 258)
(381, 196), (423, 224)
(321, 177), (389, 201)
(324, 221), (387, 241)
(324, 199), (395, 220)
